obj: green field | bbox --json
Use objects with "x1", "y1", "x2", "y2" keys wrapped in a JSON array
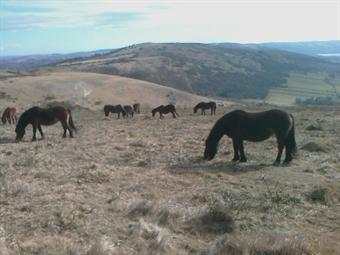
[{"x1": 265, "y1": 72, "x2": 340, "y2": 106}]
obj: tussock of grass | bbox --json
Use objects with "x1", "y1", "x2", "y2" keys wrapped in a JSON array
[
  {"x1": 205, "y1": 233, "x2": 313, "y2": 255},
  {"x1": 301, "y1": 142, "x2": 329, "y2": 153},
  {"x1": 305, "y1": 186, "x2": 328, "y2": 204},
  {"x1": 187, "y1": 206, "x2": 235, "y2": 235},
  {"x1": 128, "y1": 200, "x2": 153, "y2": 219}
]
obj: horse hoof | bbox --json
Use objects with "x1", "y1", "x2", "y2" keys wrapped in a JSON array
[
  {"x1": 240, "y1": 158, "x2": 247, "y2": 163},
  {"x1": 282, "y1": 161, "x2": 291, "y2": 166},
  {"x1": 232, "y1": 158, "x2": 239, "y2": 162},
  {"x1": 273, "y1": 161, "x2": 280, "y2": 166}
]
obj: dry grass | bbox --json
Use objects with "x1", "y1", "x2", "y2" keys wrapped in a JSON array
[{"x1": 0, "y1": 106, "x2": 339, "y2": 254}]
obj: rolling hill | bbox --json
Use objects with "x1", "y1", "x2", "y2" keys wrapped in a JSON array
[
  {"x1": 0, "y1": 71, "x2": 217, "y2": 111},
  {"x1": 50, "y1": 43, "x2": 340, "y2": 99}
]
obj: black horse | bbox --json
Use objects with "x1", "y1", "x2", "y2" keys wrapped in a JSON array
[
  {"x1": 194, "y1": 101, "x2": 216, "y2": 115},
  {"x1": 123, "y1": 105, "x2": 134, "y2": 118},
  {"x1": 204, "y1": 109, "x2": 297, "y2": 165},
  {"x1": 15, "y1": 106, "x2": 76, "y2": 141},
  {"x1": 152, "y1": 104, "x2": 178, "y2": 119},
  {"x1": 104, "y1": 104, "x2": 126, "y2": 119}
]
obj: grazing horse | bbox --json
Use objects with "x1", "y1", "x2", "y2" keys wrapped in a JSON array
[
  {"x1": 15, "y1": 106, "x2": 76, "y2": 141},
  {"x1": 123, "y1": 105, "x2": 134, "y2": 118},
  {"x1": 204, "y1": 109, "x2": 297, "y2": 165},
  {"x1": 152, "y1": 104, "x2": 179, "y2": 119},
  {"x1": 2, "y1": 107, "x2": 17, "y2": 124},
  {"x1": 133, "y1": 103, "x2": 141, "y2": 114},
  {"x1": 104, "y1": 104, "x2": 126, "y2": 119},
  {"x1": 193, "y1": 101, "x2": 216, "y2": 115}
]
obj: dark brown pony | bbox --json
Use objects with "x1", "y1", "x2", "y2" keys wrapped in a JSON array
[
  {"x1": 15, "y1": 106, "x2": 76, "y2": 141},
  {"x1": 152, "y1": 104, "x2": 178, "y2": 119},
  {"x1": 123, "y1": 105, "x2": 134, "y2": 118},
  {"x1": 204, "y1": 109, "x2": 297, "y2": 165},
  {"x1": 193, "y1": 101, "x2": 216, "y2": 115},
  {"x1": 133, "y1": 103, "x2": 141, "y2": 114},
  {"x1": 2, "y1": 107, "x2": 17, "y2": 124},
  {"x1": 104, "y1": 104, "x2": 126, "y2": 119}
]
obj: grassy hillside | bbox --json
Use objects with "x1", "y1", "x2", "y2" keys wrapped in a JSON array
[
  {"x1": 266, "y1": 72, "x2": 340, "y2": 106},
  {"x1": 51, "y1": 43, "x2": 340, "y2": 99},
  {"x1": 0, "y1": 71, "x2": 216, "y2": 111},
  {"x1": 1, "y1": 107, "x2": 339, "y2": 254}
]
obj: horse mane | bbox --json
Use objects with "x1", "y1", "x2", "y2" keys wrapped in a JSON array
[{"x1": 15, "y1": 107, "x2": 32, "y2": 132}]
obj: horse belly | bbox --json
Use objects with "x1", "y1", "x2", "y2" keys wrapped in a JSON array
[
  {"x1": 243, "y1": 128, "x2": 273, "y2": 142},
  {"x1": 40, "y1": 117, "x2": 59, "y2": 126}
]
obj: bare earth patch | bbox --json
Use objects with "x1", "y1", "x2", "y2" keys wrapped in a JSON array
[{"x1": 0, "y1": 106, "x2": 339, "y2": 254}]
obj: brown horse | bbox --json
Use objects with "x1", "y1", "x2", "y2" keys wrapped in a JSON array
[
  {"x1": 104, "y1": 104, "x2": 126, "y2": 119},
  {"x1": 193, "y1": 101, "x2": 216, "y2": 115},
  {"x1": 123, "y1": 105, "x2": 134, "y2": 118},
  {"x1": 133, "y1": 103, "x2": 141, "y2": 114},
  {"x1": 204, "y1": 109, "x2": 297, "y2": 165},
  {"x1": 2, "y1": 107, "x2": 17, "y2": 124},
  {"x1": 15, "y1": 106, "x2": 76, "y2": 141},
  {"x1": 152, "y1": 104, "x2": 178, "y2": 119}
]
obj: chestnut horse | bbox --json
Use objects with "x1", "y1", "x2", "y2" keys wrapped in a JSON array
[
  {"x1": 2, "y1": 107, "x2": 17, "y2": 124},
  {"x1": 204, "y1": 109, "x2": 297, "y2": 165},
  {"x1": 152, "y1": 104, "x2": 178, "y2": 119},
  {"x1": 193, "y1": 101, "x2": 216, "y2": 115},
  {"x1": 104, "y1": 104, "x2": 126, "y2": 119},
  {"x1": 15, "y1": 106, "x2": 76, "y2": 141},
  {"x1": 133, "y1": 103, "x2": 141, "y2": 114}
]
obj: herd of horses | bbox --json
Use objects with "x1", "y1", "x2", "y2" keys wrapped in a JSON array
[{"x1": 1, "y1": 100, "x2": 297, "y2": 165}]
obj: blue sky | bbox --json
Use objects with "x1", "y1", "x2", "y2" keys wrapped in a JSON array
[{"x1": 1, "y1": 0, "x2": 339, "y2": 56}]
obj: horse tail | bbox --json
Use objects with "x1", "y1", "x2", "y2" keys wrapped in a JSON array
[
  {"x1": 67, "y1": 109, "x2": 77, "y2": 131},
  {"x1": 286, "y1": 114, "x2": 297, "y2": 155}
]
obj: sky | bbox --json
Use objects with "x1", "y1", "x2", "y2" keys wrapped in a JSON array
[{"x1": 0, "y1": 0, "x2": 339, "y2": 56}]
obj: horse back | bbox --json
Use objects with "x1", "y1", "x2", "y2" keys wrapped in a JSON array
[
  {"x1": 227, "y1": 110, "x2": 293, "y2": 141},
  {"x1": 36, "y1": 106, "x2": 68, "y2": 126}
]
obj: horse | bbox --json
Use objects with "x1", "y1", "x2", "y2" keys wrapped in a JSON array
[
  {"x1": 193, "y1": 101, "x2": 216, "y2": 115},
  {"x1": 15, "y1": 106, "x2": 77, "y2": 141},
  {"x1": 133, "y1": 103, "x2": 141, "y2": 114},
  {"x1": 123, "y1": 105, "x2": 134, "y2": 118},
  {"x1": 104, "y1": 104, "x2": 126, "y2": 119},
  {"x1": 204, "y1": 109, "x2": 297, "y2": 165},
  {"x1": 1, "y1": 107, "x2": 17, "y2": 124},
  {"x1": 152, "y1": 104, "x2": 179, "y2": 119}
]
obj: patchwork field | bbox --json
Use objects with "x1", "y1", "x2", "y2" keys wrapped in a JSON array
[
  {"x1": 0, "y1": 106, "x2": 339, "y2": 254},
  {"x1": 266, "y1": 72, "x2": 340, "y2": 106}
]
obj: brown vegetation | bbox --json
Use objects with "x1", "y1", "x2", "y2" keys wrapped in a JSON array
[{"x1": 0, "y1": 106, "x2": 339, "y2": 254}]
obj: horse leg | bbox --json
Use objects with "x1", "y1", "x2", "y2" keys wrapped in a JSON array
[
  {"x1": 274, "y1": 138, "x2": 285, "y2": 165},
  {"x1": 8, "y1": 117, "x2": 11, "y2": 124},
  {"x1": 283, "y1": 139, "x2": 293, "y2": 164},
  {"x1": 32, "y1": 123, "x2": 37, "y2": 141},
  {"x1": 232, "y1": 139, "x2": 240, "y2": 161},
  {"x1": 60, "y1": 120, "x2": 68, "y2": 138},
  {"x1": 172, "y1": 111, "x2": 177, "y2": 118},
  {"x1": 68, "y1": 125, "x2": 73, "y2": 138},
  {"x1": 38, "y1": 125, "x2": 44, "y2": 140},
  {"x1": 238, "y1": 140, "x2": 247, "y2": 162}
]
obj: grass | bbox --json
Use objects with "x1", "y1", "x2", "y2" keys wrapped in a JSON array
[
  {"x1": 0, "y1": 107, "x2": 339, "y2": 254},
  {"x1": 266, "y1": 72, "x2": 340, "y2": 106}
]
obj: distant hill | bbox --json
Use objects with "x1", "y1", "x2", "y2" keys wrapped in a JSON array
[
  {"x1": 0, "y1": 49, "x2": 114, "y2": 69},
  {"x1": 259, "y1": 41, "x2": 340, "y2": 63},
  {"x1": 51, "y1": 43, "x2": 340, "y2": 99},
  {"x1": 0, "y1": 71, "x2": 216, "y2": 110}
]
